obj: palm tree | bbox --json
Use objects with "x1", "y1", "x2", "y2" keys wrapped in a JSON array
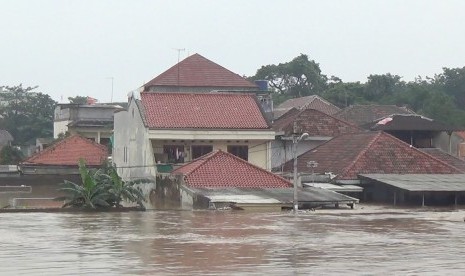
[
  {"x1": 58, "y1": 159, "x2": 146, "y2": 209},
  {"x1": 59, "y1": 159, "x2": 110, "y2": 209},
  {"x1": 104, "y1": 166, "x2": 146, "y2": 208}
]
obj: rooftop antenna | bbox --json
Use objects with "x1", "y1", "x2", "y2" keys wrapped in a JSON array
[
  {"x1": 173, "y1": 48, "x2": 185, "y2": 90},
  {"x1": 106, "y1": 77, "x2": 114, "y2": 102}
]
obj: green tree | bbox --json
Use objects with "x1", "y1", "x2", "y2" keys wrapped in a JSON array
[
  {"x1": 434, "y1": 67, "x2": 465, "y2": 110},
  {"x1": 322, "y1": 81, "x2": 366, "y2": 108},
  {"x1": 68, "y1": 96, "x2": 88, "y2": 104},
  {"x1": 0, "y1": 84, "x2": 57, "y2": 145},
  {"x1": 0, "y1": 146, "x2": 24, "y2": 165},
  {"x1": 363, "y1": 73, "x2": 404, "y2": 101},
  {"x1": 250, "y1": 54, "x2": 328, "y2": 98}
]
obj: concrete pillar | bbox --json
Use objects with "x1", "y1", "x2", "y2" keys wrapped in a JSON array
[
  {"x1": 422, "y1": 193, "x2": 425, "y2": 207},
  {"x1": 393, "y1": 191, "x2": 397, "y2": 206}
]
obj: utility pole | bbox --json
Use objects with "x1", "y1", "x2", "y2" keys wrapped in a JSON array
[{"x1": 292, "y1": 122, "x2": 309, "y2": 212}]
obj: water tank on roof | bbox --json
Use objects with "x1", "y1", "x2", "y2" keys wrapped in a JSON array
[{"x1": 255, "y1": 80, "x2": 268, "y2": 91}]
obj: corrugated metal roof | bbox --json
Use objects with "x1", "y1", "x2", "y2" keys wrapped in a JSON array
[
  {"x1": 303, "y1": 183, "x2": 363, "y2": 192},
  {"x1": 188, "y1": 187, "x2": 359, "y2": 205},
  {"x1": 359, "y1": 174, "x2": 465, "y2": 192}
]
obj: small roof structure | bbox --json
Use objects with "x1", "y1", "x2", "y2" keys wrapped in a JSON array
[
  {"x1": 140, "y1": 92, "x2": 270, "y2": 129},
  {"x1": 359, "y1": 174, "x2": 465, "y2": 192},
  {"x1": 274, "y1": 95, "x2": 340, "y2": 119},
  {"x1": 172, "y1": 150, "x2": 291, "y2": 188},
  {"x1": 303, "y1": 183, "x2": 363, "y2": 193},
  {"x1": 272, "y1": 108, "x2": 361, "y2": 137},
  {"x1": 143, "y1": 53, "x2": 258, "y2": 90},
  {"x1": 187, "y1": 187, "x2": 358, "y2": 207},
  {"x1": 334, "y1": 104, "x2": 415, "y2": 126},
  {"x1": 282, "y1": 131, "x2": 462, "y2": 180},
  {"x1": 362, "y1": 114, "x2": 458, "y2": 131},
  {"x1": 22, "y1": 135, "x2": 108, "y2": 166},
  {"x1": 419, "y1": 148, "x2": 465, "y2": 172}
]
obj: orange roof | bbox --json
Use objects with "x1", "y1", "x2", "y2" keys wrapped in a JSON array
[
  {"x1": 141, "y1": 92, "x2": 270, "y2": 129},
  {"x1": 283, "y1": 131, "x2": 462, "y2": 180},
  {"x1": 143, "y1": 53, "x2": 258, "y2": 89},
  {"x1": 172, "y1": 150, "x2": 292, "y2": 188},
  {"x1": 22, "y1": 135, "x2": 108, "y2": 166}
]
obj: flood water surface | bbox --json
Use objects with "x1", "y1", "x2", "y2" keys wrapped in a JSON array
[{"x1": 1, "y1": 207, "x2": 465, "y2": 275}]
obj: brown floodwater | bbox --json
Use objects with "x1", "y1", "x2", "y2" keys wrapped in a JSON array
[{"x1": 1, "y1": 206, "x2": 465, "y2": 275}]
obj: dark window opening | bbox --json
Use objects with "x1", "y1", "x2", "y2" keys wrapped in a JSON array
[
  {"x1": 163, "y1": 145, "x2": 185, "y2": 163},
  {"x1": 192, "y1": 145, "x2": 213, "y2": 159},
  {"x1": 227, "y1": 145, "x2": 248, "y2": 161}
]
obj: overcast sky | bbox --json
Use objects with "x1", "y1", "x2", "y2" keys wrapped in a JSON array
[{"x1": 2, "y1": 0, "x2": 465, "y2": 103}]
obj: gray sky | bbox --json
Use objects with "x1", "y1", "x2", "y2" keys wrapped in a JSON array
[{"x1": 2, "y1": 0, "x2": 465, "y2": 103}]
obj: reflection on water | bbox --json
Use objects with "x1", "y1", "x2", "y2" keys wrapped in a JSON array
[{"x1": 1, "y1": 207, "x2": 465, "y2": 275}]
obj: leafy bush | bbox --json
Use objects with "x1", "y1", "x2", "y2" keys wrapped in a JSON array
[{"x1": 58, "y1": 159, "x2": 145, "y2": 209}]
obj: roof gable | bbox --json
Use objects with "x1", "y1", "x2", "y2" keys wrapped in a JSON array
[
  {"x1": 334, "y1": 104, "x2": 416, "y2": 125},
  {"x1": 140, "y1": 92, "x2": 270, "y2": 129},
  {"x1": 284, "y1": 131, "x2": 461, "y2": 179},
  {"x1": 22, "y1": 135, "x2": 108, "y2": 166},
  {"x1": 173, "y1": 150, "x2": 292, "y2": 188},
  {"x1": 143, "y1": 54, "x2": 258, "y2": 89},
  {"x1": 275, "y1": 95, "x2": 340, "y2": 117},
  {"x1": 273, "y1": 109, "x2": 361, "y2": 137}
]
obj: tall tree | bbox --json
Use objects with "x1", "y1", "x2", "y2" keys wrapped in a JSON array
[
  {"x1": 434, "y1": 67, "x2": 465, "y2": 110},
  {"x1": 250, "y1": 54, "x2": 328, "y2": 98},
  {"x1": 0, "y1": 84, "x2": 57, "y2": 145},
  {"x1": 363, "y1": 73, "x2": 404, "y2": 101}
]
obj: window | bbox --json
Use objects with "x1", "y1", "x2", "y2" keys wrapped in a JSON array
[
  {"x1": 163, "y1": 145, "x2": 185, "y2": 163},
  {"x1": 191, "y1": 145, "x2": 213, "y2": 159},
  {"x1": 227, "y1": 145, "x2": 248, "y2": 161}
]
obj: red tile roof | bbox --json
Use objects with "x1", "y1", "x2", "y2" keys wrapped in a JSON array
[
  {"x1": 273, "y1": 108, "x2": 361, "y2": 137},
  {"x1": 143, "y1": 53, "x2": 258, "y2": 89},
  {"x1": 172, "y1": 150, "x2": 292, "y2": 188},
  {"x1": 419, "y1": 148, "x2": 465, "y2": 172},
  {"x1": 274, "y1": 95, "x2": 340, "y2": 119},
  {"x1": 334, "y1": 104, "x2": 415, "y2": 126},
  {"x1": 283, "y1": 131, "x2": 462, "y2": 180},
  {"x1": 22, "y1": 135, "x2": 108, "y2": 166},
  {"x1": 141, "y1": 92, "x2": 270, "y2": 129}
]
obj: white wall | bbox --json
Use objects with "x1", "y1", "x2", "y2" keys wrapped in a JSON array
[
  {"x1": 271, "y1": 139, "x2": 328, "y2": 170},
  {"x1": 113, "y1": 99, "x2": 156, "y2": 181}
]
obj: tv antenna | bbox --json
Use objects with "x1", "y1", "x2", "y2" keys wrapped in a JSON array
[{"x1": 173, "y1": 48, "x2": 185, "y2": 89}]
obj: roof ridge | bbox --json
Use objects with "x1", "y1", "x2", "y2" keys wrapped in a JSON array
[
  {"x1": 340, "y1": 131, "x2": 381, "y2": 177},
  {"x1": 184, "y1": 150, "x2": 292, "y2": 185},
  {"x1": 22, "y1": 134, "x2": 107, "y2": 164},
  {"x1": 143, "y1": 53, "x2": 256, "y2": 89},
  {"x1": 303, "y1": 108, "x2": 362, "y2": 129},
  {"x1": 174, "y1": 150, "x2": 220, "y2": 176},
  {"x1": 411, "y1": 146, "x2": 465, "y2": 173}
]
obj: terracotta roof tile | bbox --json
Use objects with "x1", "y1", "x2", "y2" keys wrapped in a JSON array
[
  {"x1": 334, "y1": 104, "x2": 415, "y2": 126},
  {"x1": 273, "y1": 109, "x2": 361, "y2": 137},
  {"x1": 419, "y1": 148, "x2": 465, "y2": 172},
  {"x1": 141, "y1": 92, "x2": 270, "y2": 129},
  {"x1": 22, "y1": 135, "x2": 108, "y2": 166},
  {"x1": 274, "y1": 95, "x2": 340, "y2": 119},
  {"x1": 144, "y1": 53, "x2": 258, "y2": 89},
  {"x1": 172, "y1": 150, "x2": 292, "y2": 188},
  {"x1": 283, "y1": 131, "x2": 461, "y2": 180}
]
